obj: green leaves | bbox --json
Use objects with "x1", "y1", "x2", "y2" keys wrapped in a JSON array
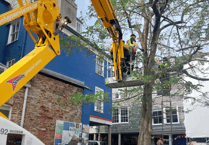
[{"x1": 67, "y1": 92, "x2": 110, "y2": 105}]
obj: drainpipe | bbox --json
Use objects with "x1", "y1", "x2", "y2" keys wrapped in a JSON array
[
  {"x1": 20, "y1": 78, "x2": 33, "y2": 127},
  {"x1": 20, "y1": 87, "x2": 29, "y2": 127}
]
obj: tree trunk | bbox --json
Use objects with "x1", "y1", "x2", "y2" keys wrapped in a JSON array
[{"x1": 138, "y1": 83, "x2": 153, "y2": 145}]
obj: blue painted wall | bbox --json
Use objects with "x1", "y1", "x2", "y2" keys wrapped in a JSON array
[
  {"x1": 0, "y1": 1, "x2": 10, "y2": 63},
  {"x1": 0, "y1": 17, "x2": 27, "y2": 66}
]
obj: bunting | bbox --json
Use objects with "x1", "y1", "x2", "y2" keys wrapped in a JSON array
[{"x1": 151, "y1": 135, "x2": 186, "y2": 142}]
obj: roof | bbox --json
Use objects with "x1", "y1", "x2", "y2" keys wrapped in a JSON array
[
  {"x1": 2, "y1": 0, "x2": 10, "y2": 5},
  {"x1": 40, "y1": 68, "x2": 91, "y2": 90}
]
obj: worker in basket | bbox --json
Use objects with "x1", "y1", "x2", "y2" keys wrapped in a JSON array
[
  {"x1": 158, "y1": 57, "x2": 171, "y2": 96},
  {"x1": 126, "y1": 34, "x2": 144, "y2": 74},
  {"x1": 109, "y1": 40, "x2": 133, "y2": 76},
  {"x1": 109, "y1": 41, "x2": 130, "y2": 76}
]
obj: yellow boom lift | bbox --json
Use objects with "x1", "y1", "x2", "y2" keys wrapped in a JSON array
[
  {"x1": 91, "y1": 0, "x2": 124, "y2": 82},
  {"x1": 0, "y1": 0, "x2": 124, "y2": 120}
]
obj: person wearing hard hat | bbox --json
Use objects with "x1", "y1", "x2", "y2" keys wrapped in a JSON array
[
  {"x1": 127, "y1": 34, "x2": 144, "y2": 74},
  {"x1": 158, "y1": 57, "x2": 171, "y2": 96}
]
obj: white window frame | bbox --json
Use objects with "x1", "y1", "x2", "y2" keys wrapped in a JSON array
[
  {"x1": 94, "y1": 86, "x2": 104, "y2": 113},
  {"x1": 164, "y1": 106, "x2": 179, "y2": 124},
  {"x1": 76, "y1": 21, "x2": 82, "y2": 33},
  {"x1": 6, "y1": 58, "x2": 15, "y2": 68},
  {"x1": 0, "y1": 65, "x2": 6, "y2": 74},
  {"x1": 152, "y1": 106, "x2": 179, "y2": 125},
  {"x1": 114, "y1": 92, "x2": 119, "y2": 99},
  {"x1": 95, "y1": 56, "x2": 104, "y2": 77},
  {"x1": 110, "y1": 66, "x2": 114, "y2": 77},
  {"x1": 118, "y1": 89, "x2": 126, "y2": 99},
  {"x1": 112, "y1": 107, "x2": 129, "y2": 124},
  {"x1": 0, "y1": 104, "x2": 12, "y2": 120},
  {"x1": 152, "y1": 110, "x2": 163, "y2": 125},
  {"x1": 107, "y1": 65, "x2": 114, "y2": 77},
  {"x1": 112, "y1": 108, "x2": 119, "y2": 123},
  {"x1": 7, "y1": 19, "x2": 20, "y2": 45}
]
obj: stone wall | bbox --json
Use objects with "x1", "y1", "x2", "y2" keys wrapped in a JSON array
[
  {"x1": 111, "y1": 101, "x2": 142, "y2": 134},
  {"x1": 7, "y1": 73, "x2": 83, "y2": 145},
  {"x1": 99, "y1": 89, "x2": 142, "y2": 134}
]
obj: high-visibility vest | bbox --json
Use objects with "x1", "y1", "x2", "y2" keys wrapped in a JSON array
[
  {"x1": 128, "y1": 37, "x2": 135, "y2": 47},
  {"x1": 128, "y1": 37, "x2": 135, "y2": 53}
]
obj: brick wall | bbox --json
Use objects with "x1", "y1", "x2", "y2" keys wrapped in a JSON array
[{"x1": 7, "y1": 73, "x2": 83, "y2": 145}]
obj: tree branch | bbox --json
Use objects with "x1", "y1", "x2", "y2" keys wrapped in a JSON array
[
  {"x1": 182, "y1": 70, "x2": 209, "y2": 81},
  {"x1": 113, "y1": 93, "x2": 142, "y2": 103},
  {"x1": 160, "y1": 16, "x2": 184, "y2": 31},
  {"x1": 177, "y1": 43, "x2": 209, "y2": 52},
  {"x1": 151, "y1": 0, "x2": 160, "y2": 16}
]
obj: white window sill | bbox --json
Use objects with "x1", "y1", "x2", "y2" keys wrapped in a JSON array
[
  {"x1": 152, "y1": 122, "x2": 180, "y2": 125},
  {"x1": 112, "y1": 122, "x2": 129, "y2": 124},
  {"x1": 95, "y1": 110, "x2": 104, "y2": 114},
  {"x1": 95, "y1": 73, "x2": 104, "y2": 77},
  {"x1": 6, "y1": 39, "x2": 18, "y2": 46},
  {"x1": 164, "y1": 122, "x2": 180, "y2": 125}
]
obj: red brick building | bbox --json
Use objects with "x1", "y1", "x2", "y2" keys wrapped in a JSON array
[{"x1": 2, "y1": 68, "x2": 90, "y2": 145}]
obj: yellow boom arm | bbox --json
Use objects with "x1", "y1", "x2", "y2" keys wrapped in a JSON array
[
  {"x1": 0, "y1": 0, "x2": 70, "y2": 119},
  {"x1": 91, "y1": 0, "x2": 124, "y2": 82}
]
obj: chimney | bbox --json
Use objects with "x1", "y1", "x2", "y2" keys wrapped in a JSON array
[{"x1": 57, "y1": 0, "x2": 77, "y2": 30}]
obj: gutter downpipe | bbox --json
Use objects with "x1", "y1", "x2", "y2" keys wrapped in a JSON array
[{"x1": 20, "y1": 87, "x2": 29, "y2": 127}]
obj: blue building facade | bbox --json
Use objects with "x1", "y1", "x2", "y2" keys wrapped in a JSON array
[
  {"x1": 0, "y1": 0, "x2": 10, "y2": 63},
  {"x1": 0, "y1": 0, "x2": 112, "y2": 127}
]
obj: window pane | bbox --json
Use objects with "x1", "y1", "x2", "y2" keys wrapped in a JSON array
[
  {"x1": 121, "y1": 108, "x2": 128, "y2": 123},
  {"x1": 124, "y1": 117, "x2": 128, "y2": 122},
  {"x1": 8, "y1": 62, "x2": 11, "y2": 67},
  {"x1": 16, "y1": 22, "x2": 20, "y2": 31},
  {"x1": 0, "y1": 109, "x2": 9, "y2": 118},
  {"x1": 172, "y1": 115, "x2": 178, "y2": 122},
  {"x1": 12, "y1": 59, "x2": 15, "y2": 64},
  {"x1": 121, "y1": 108, "x2": 127, "y2": 115},
  {"x1": 121, "y1": 117, "x2": 128, "y2": 123},
  {"x1": 0, "y1": 67, "x2": 4, "y2": 74},
  {"x1": 153, "y1": 111, "x2": 157, "y2": 116},
  {"x1": 153, "y1": 117, "x2": 158, "y2": 123},
  {"x1": 166, "y1": 115, "x2": 171, "y2": 123},
  {"x1": 96, "y1": 57, "x2": 103, "y2": 76},
  {"x1": 113, "y1": 109, "x2": 119, "y2": 123},
  {"x1": 12, "y1": 24, "x2": 15, "y2": 33},
  {"x1": 0, "y1": 106, "x2": 10, "y2": 118},
  {"x1": 159, "y1": 116, "x2": 162, "y2": 123},
  {"x1": 172, "y1": 110, "x2": 177, "y2": 114},
  {"x1": 11, "y1": 34, "x2": 15, "y2": 42},
  {"x1": 158, "y1": 111, "x2": 162, "y2": 116},
  {"x1": 15, "y1": 32, "x2": 19, "y2": 40}
]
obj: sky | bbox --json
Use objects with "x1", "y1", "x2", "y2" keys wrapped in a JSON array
[{"x1": 75, "y1": 0, "x2": 91, "y2": 19}]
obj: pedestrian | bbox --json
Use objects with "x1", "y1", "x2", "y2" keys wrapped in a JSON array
[
  {"x1": 157, "y1": 138, "x2": 163, "y2": 145},
  {"x1": 68, "y1": 136, "x2": 78, "y2": 145}
]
